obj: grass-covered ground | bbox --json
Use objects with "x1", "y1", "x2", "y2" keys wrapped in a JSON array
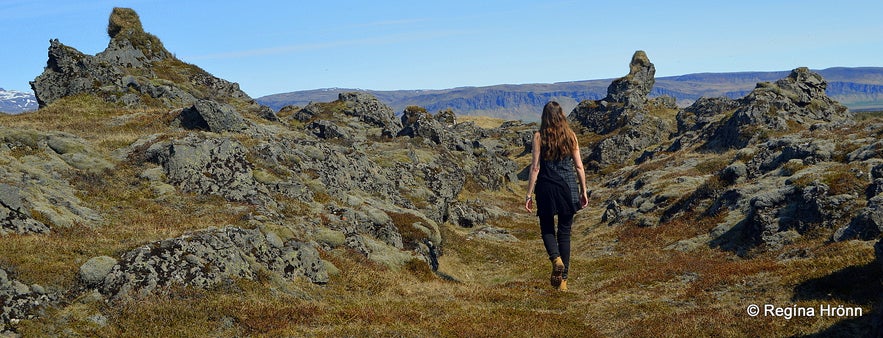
[
  {"x1": 1, "y1": 101, "x2": 880, "y2": 336},
  {"x1": 13, "y1": 185, "x2": 876, "y2": 336}
]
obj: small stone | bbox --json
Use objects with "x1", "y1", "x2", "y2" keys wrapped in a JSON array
[
  {"x1": 139, "y1": 166, "x2": 165, "y2": 181},
  {"x1": 76, "y1": 289, "x2": 106, "y2": 304},
  {"x1": 79, "y1": 256, "x2": 118, "y2": 286},
  {"x1": 87, "y1": 314, "x2": 109, "y2": 327},
  {"x1": 266, "y1": 231, "x2": 284, "y2": 249},
  {"x1": 29, "y1": 284, "x2": 45, "y2": 295},
  {"x1": 11, "y1": 281, "x2": 30, "y2": 295}
]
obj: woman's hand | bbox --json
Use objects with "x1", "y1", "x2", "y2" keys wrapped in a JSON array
[
  {"x1": 580, "y1": 191, "x2": 589, "y2": 209},
  {"x1": 524, "y1": 196, "x2": 533, "y2": 212}
]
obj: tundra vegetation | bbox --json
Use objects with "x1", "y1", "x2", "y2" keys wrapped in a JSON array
[{"x1": 1, "y1": 7, "x2": 882, "y2": 337}]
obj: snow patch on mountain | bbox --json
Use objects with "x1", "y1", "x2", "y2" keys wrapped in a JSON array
[{"x1": 0, "y1": 88, "x2": 39, "y2": 114}]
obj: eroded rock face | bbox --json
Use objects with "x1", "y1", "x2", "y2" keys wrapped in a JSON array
[
  {"x1": 743, "y1": 183, "x2": 828, "y2": 250},
  {"x1": 399, "y1": 106, "x2": 449, "y2": 144},
  {"x1": 30, "y1": 8, "x2": 258, "y2": 111},
  {"x1": 744, "y1": 136, "x2": 836, "y2": 177},
  {"x1": 95, "y1": 226, "x2": 327, "y2": 300}
]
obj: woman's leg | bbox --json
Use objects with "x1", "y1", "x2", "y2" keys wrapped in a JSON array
[
  {"x1": 557, "y1": 213, "x2": 574, "y2": 279},
  {"x1": 539, "y1": 213, "x2": 559, "y2": 260}
]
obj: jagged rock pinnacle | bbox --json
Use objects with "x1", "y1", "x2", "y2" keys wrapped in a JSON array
[
  {"x1": 606, "y1": 50, "x2": 656, "y2": 108},
  {"x1": 629, "y1": 50, "x2": 652, "y2": 74},
  {"x1": 103, "y1": 7, "x2": 169, "y2": 61},
  {"x1": 567, "y1": 50, "x2": 674, "y2": 166}
]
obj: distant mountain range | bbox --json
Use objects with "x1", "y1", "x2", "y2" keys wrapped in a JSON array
[
  {"x1": 0, "y1": 88, "x2": 38, "y2": 114},
  {"x1": 7, "y1": 67, "x2": 882, "y2": 118},
  {"x1": 257, "y1": 67, "x2": 883, "y2": 121}
]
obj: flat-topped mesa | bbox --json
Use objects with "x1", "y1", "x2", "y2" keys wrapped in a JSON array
[{"x1": 30, "y1": 7, "x2": 260, "y2": 112}]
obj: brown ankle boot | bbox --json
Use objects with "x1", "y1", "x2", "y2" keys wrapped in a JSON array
[
  {"x1": 558, "y1": 279, "x2": 568, "y2": 292},
  {"x1": 550, "y1": 257, "x2": 564, "y2": 287}
]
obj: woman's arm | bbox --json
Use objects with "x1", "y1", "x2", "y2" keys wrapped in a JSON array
[
  {"x1": 525, "y1": 131, "x2": 542, "y2": 212},
  {"x1": 571, "y1": 134, "x2": 589, "y2": 208}
]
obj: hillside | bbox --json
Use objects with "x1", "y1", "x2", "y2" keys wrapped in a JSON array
[
  {"x1": 258, "y1": 67, "x2": 883, "y2": 121},
  {"x1": 3, "y1": 8, "x2": 883, "y2": 337}
]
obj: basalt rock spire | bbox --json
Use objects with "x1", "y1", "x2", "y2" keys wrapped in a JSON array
[{"x1": 568, "y1": 51, "x2": 676, "y2": 166}]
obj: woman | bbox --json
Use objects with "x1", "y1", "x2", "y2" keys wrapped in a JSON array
[{"x1": 524, "y1": 101, "x2": 588, "y2": 292}]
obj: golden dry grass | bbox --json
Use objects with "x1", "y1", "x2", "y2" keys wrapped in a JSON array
[
  {"x1": 8, "y1": 175, "x2": 876, "y2": 336},
  {"x1": 459, "y1": 115, "x2": 506, "y2": 129}
]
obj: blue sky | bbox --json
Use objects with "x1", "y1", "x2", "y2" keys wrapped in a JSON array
[{"x1": 1, "y1": 0, "x2": 881, "y2": 97}]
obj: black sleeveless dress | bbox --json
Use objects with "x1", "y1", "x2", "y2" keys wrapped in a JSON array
[{"x1": 534, "y1": 156, "x2": 581, "y2": 217}]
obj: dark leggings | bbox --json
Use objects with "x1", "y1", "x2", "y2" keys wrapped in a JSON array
[{"x1": 539, "y1": 213, "x2": 573, "y2": 279}]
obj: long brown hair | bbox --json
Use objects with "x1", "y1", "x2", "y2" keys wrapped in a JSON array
[{"x1": 539, "y1": 101, "x2": 578, "y2": 160}]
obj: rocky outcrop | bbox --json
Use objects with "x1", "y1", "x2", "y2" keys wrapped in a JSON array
[
  {"x1": 140, "y1": 134, "x2": 270, "y2": 205},
  {"x1": 446, "y1": 200, "x2": 489, "y2": 228},
  {"x1": 834, "y1": 163, "x2": 883, "y2": 241},
  {"x1": 568, "y1": 51, "x2": 676, "y2": 166},
  {"x1": 91, "y1": 226, "x2": 327, "y2": 300},
  {"x1": 292, "y1": 92, "x2": 401, "y2": 138},
  {"x1": 705, "y1": 67, "x2": 851, "y2": 150},
  {"x1": 338, "y1": 92, "x2": 402, "y2": 137},
  {"x1": 0, "y1": 183, "x2": 49, "y2": 235},
  {"x1": 669, "y1": 97, "x2": 740, "y2": 150},
  {"x1": 398, "y1": 106, "x2": 450, "y2": 144},
  {"x1": 0, "y1": 128, "x2": 106, "y2": 234},
  {"x1": 676, "y1": 97, "x2": 740, "y2": 134},
  {"x1": 834, "y1": 195, "x2": 883, "y2": 241},
  {"x1": 589, "y1": 65, "x2": 876, "y2": 254},
  {"x1": 743, "y1": 136, "x2": 836, "y2": 178},
  {"x1": 742, "y1": 181, "x2": 852, "y2": 250},
  {"x1": 605, "y1": 51, "x2": 656, "y2": 109},
  {"x1": 30, "y1": 8, "x2": 263, "y2": 113},
  {"x1": 171, "y1": 100, "x2": 251, "y2": 133},
  {"x1": 1, "y1": 267, "x2": 58, "y2": 332}
]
